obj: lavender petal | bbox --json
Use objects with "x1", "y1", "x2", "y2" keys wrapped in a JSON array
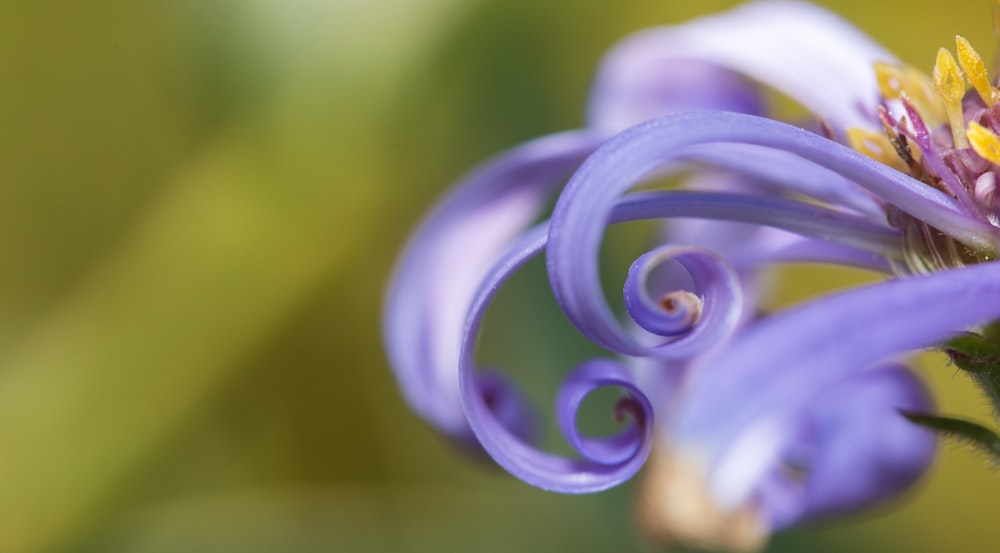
[
  {"x1": 622, "y1": 246, "x2": 744, "y2": 359},
  {"x1": 384, "y1": 130, "x2": 602, "y2": 439},
  {"x1": 752, "y1": 236, "x2": 894, "y2": 274},
  {"x1": 548, "y1": 111, "x2": 998, "y2": 357},
  {"x1": 557, "y1": 188, "x2": 902, "y2": 356},
  {"x1": 756, "y1": 364, "x2": 934, "y2": 530},
  {"x1": 588, "y1": 56, "x2": 765, "y2": 133},
  {"x1": 555, "y1": 359, "x2": 651, "y2": 466},
  {"x1": 450, "y1": 188, "x2": 906, "y2": 491},
  {"x1": 667, "y1": 214, "x2": 894, "y2": 274},
  {"x1": 458, "y1": 224, "x2": 654, "y2": 492},
  {"x1": 669, "y1": 260, "x2": 1000, "y2": 508},
  {"x1": 682, "y1": 145, "x2": 883, "y2": 220},
  {"x1": 589, "y1": 0, "x2": 895, "y2": 135}
]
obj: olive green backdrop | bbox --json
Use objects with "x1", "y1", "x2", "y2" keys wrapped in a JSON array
[{"x1": 1, "y1": 0, "x2": 997, "y2": 551}]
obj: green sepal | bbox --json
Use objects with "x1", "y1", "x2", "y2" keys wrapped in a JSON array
[
  {"x1": 942, "y1": 332, "x2": 1000, "y2": 422},
  {"x1": 902, "y1": 411, "x2": 1000, "y2": 462},
  {"x1": 944, "y1": 332, "x2": 1000, "y2": 368}
]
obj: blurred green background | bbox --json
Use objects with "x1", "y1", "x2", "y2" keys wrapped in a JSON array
[{"x1": 1, "y1": 0, "x2": 998, "y2": 551}]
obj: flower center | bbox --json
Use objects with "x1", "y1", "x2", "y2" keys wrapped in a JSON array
[{"x1": 848, "y1": 35, "x2": 1000, "y2": 274}]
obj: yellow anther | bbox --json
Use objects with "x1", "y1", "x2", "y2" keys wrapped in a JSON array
[
  {"x1": 968, "y1": 121, "x2": 1000, "y2": 164},
  {"x1": 956, "y1": 35, "x2": 997, "y2": 106},
  {"x1": 874, "y1": 62, "x2": 944, "y2": 124},
  {"x1": 847, "y1": 127, "x2": 908, "y2": 172},
  {"x1": 875, "y1": 62, "x2": 906, "y2": 99},
  {"x1": 934, "y1": 48, "x2": 965, "y2": 102},
  {"x1": 933, "y1": 48, "x2": 970, "y2": 147}
]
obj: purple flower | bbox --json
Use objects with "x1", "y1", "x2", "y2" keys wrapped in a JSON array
[{"x1": 384, "y1": 1, "x2": 1000, "y2": 550}]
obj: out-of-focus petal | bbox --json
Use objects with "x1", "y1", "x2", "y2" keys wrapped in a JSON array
[
  {"x1": 383, "y1": 130, "x2": 603, "y2": 440},
  {"x1": 589, "y1": 57, "x2": 766, "y2": 133},
  {"x1": 754, "y1": 364, "x2": 934, "y2": 530},
  {"x1": 589, "y1": 0, "x2": 895, "y2": 134},
  {"x1": 670, "y1": 260, "x2": 1000, "y2": 509},
  {"x1": 637, "y1": 364, "x2": 933, "y2": 550}
]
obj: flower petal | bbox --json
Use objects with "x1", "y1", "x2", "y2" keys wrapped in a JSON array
[
  {"x1": 557, "y1": 195, "x2": 899, "y2": 358},
  {"x1": 548, "y1": 111, "x2": 997, "y2": 357},
  {"x1": 755, "y1": 364, "x2": 935, "y2": 530},
  {"x1": 452, "y1": 190, "x2": 903, "y2": 492},
  {"x1": 589, "y1": 1, "x2": 895, "y2": 134},
  {"x1": 457, "y1": 224, "x2": 655, "y2": 492},
  {"x1": 751, "y1": 236, "x2": 894, "y2": 273},
  {"x1": 622, "y1": 246, "x2": 743, "y2": 343},
  {"x1": 589, "y1": 57, "x2": 766, "y2": 133},
  {"x1": 669, "y1": 260, "x2": 1000, "y2": 508},
  {"x1": 613, "y1": 190, "x2": 898, "y2": 356},
  {"x1": 682, "y1": 145, "x2": 883, "y2": 220},
  {"x1": 667, "y1": 215, "x2": 893, "y2": 274},
  {"x1": 383, "y1": 130, "x2": 603, "y2": 439}
]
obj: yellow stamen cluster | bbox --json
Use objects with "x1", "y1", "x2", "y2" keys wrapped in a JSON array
[
  {"x1": 935, "y1": 36, "x2": 1000, "y2": 148},
  {"x1": 854, "y1": 36, "x2": 1000, "y2": 168}
]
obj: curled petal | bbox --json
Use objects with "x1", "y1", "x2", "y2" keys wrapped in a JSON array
[
  {"x1": 458, "y1": 225, "x2": 654, "y2": 493},
  {"x1": 558, "y1": 187, "x2": 902, "y2": 356},
  {"x1": 384, "y1": 131, "x2": 602, "y2": 439},
  {"x1": 549, "y1": 111, "x2": 998, "y2": 356},
  {"x1": 453, "y1": 190, "x2": 902, "y2": 491},
  {"x1": 624, "y1": 249, "x2": 701, "y2": 336},
  {"x1": 474, "y1": 371, "x2": 539, "y2": 451},
  {"x1": 556, "y1": 359, "x2": 651, "y2": 466},
  {"x1": 622, "y1": 246, "x2": 743, "y2": 360},
  {"x1": 668, "y1": 260, "x2": 1000, "y2": 508},
  {"x1": 755, "y1": 364, "x2": 935, "y2": 530},
  {"x1": 589, "y1": 0, "x2": 895, "y2": 134}
]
